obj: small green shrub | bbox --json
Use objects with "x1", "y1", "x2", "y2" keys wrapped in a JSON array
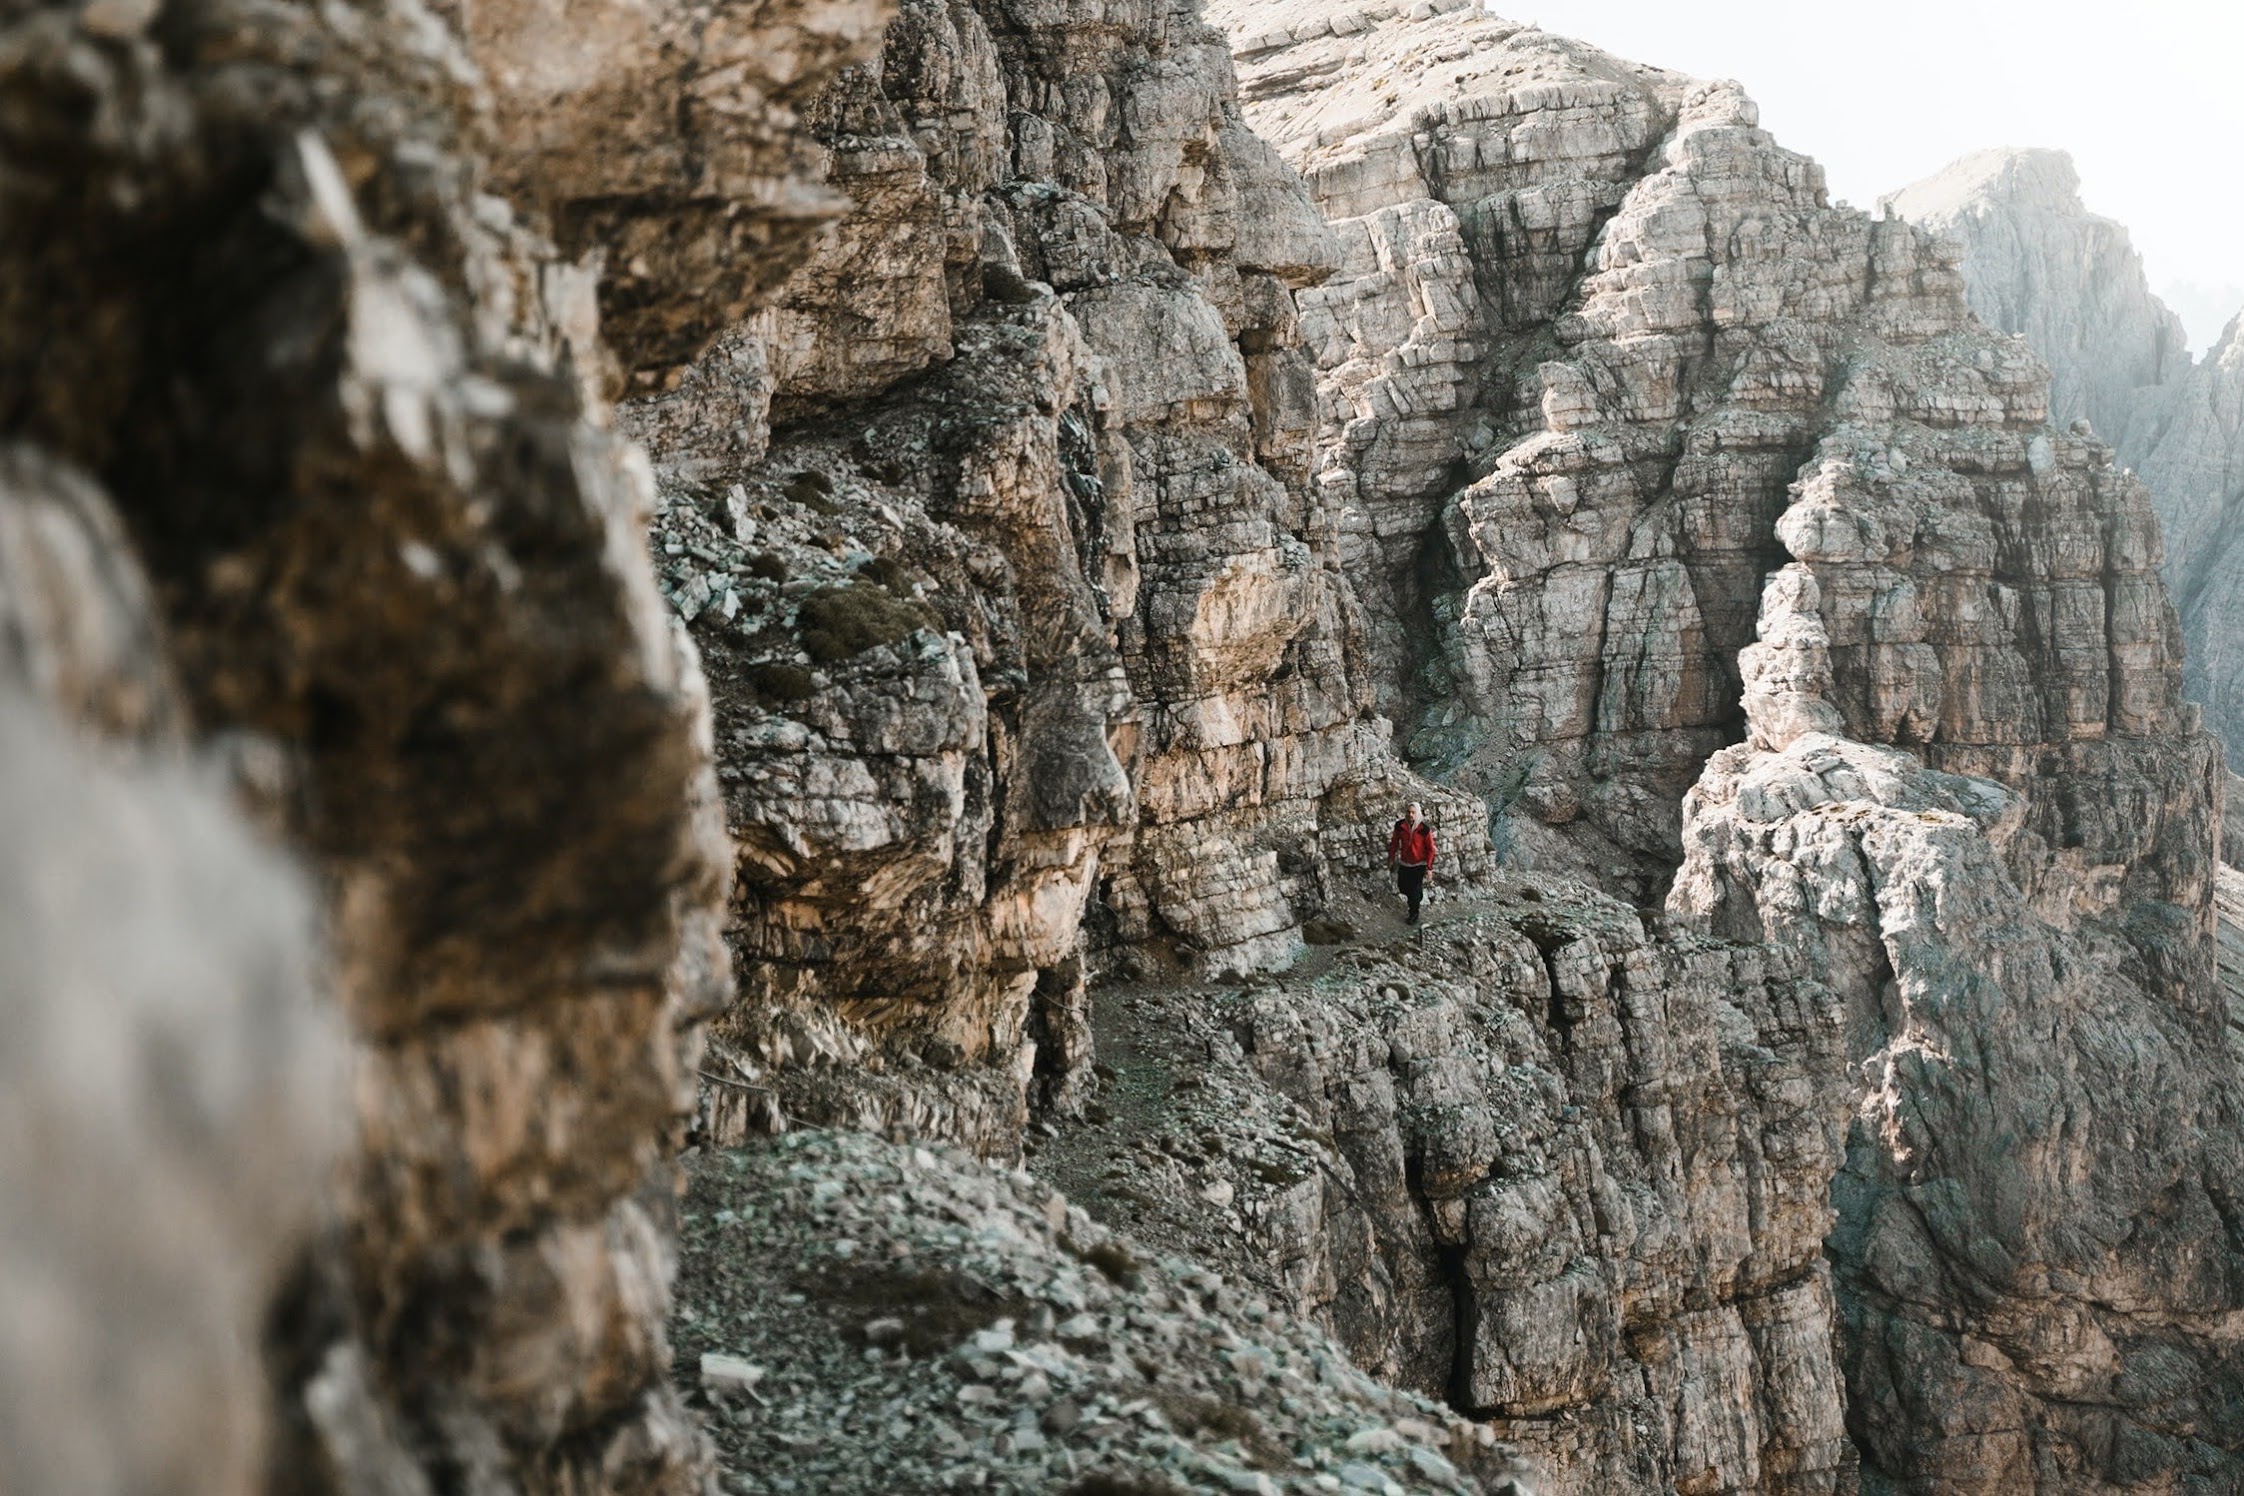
[
  {"x1": 797, "y1": 583, "x2": 937, "y2": 664},
  {"x1": 745, "y1": 662, "x2": 814, "y2": 704},
  {"x1": 856, "y1": 554, "x2": 909, "y2": 594}
]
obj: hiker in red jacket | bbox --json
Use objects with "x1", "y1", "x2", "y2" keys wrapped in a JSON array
[{"x1": 1387, "y1": 801, "x2": 1435, "y2": 925}]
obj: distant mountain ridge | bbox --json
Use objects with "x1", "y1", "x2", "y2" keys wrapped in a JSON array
[{"x1": 1885, "y1": 146, "x2": 2244, "y2": 759}]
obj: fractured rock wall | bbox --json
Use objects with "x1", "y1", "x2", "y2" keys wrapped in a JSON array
[
  {"x1": 1879, "y1": 149, "x2": 2189, "y2": 455},
  {"x1": 1213, "y1": 4, "x2": 2242, "y2": 1491},
  {"x1": 1884, "y1": 147, "x2": 2244, "y2": 765},
  {"x1": 1217, "y1": 3, "x2": 2218, "y2": 912},
  {"x1": 0, "y1": 0, "x2": 893, "y2": 1488},
  {"x1": 2137, "y1": 323, "x2": 2244, "y2": 760},
  {"x1": 625, "y1": 0, "x2": 1493, "y2": 1144},
  {"x1": 1040, "y1": 890, "x2": 1856, "y2": 1495}
]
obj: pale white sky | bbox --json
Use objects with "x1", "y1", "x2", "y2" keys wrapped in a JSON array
[{"x1": 1539, "y1": 0, "x2": 2244, "y2": 351}]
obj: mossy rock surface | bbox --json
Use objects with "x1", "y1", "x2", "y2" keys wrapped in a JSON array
[{"x1": 797, "y1": 582, "x2": 938, "y2": 664}]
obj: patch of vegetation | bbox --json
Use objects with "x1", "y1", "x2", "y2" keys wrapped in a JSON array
[
  {"x1": 743, "y1": 551, "x2": 787, "y2": 582},
  {"x1": 783, "y1": 470, "x2": 838, "y2": 514},
  {"x1": 856, "y1": 554, "x2": 911, "y2": 594},
  {"x1": 797, "y1": 583, "x2": 938, "y2": 664},
  {"x1": 746, "y1": 662, "x2": 815, "y2": 704}
]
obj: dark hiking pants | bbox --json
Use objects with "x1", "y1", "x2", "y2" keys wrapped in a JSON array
[{"x1": 1396, "y1": 862, "x2": 1427, "y2": 922}]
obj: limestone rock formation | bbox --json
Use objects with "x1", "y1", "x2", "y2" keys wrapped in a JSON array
[
  {"x1": 9, "y1": 1, "x2": 2244, "y2": 1494},
  {"x1": 1207, "y1": 5, "x2": 2239, "y2": 1490},
  {"x1": 1671, "y1": 653, "x2": 2239, "y2": 1490},
  {"x1": 0, "y1": 0, "x2": 836, "y2": 1487},
  {"x1": 626, "y1": 0, "x2": 1490, "y2": 1144},
  {"x1": 2127, "y1": 326, "x2": 2244, "y2": 759},
  {"x1": 1037, "y1": 887, "x2": 1854, "y2": 1496},
  {"x1": 1883, "y1": 147, "x2": 2244, "y2": 760},
  {"x1": 1215, "y1": 5, "x2": 2221, "y2": 911},
  {"x1": 1879, "y1": 149, "x2": 2189, "y2": 454},
  {"x1": 0, "y1": 681, "x2": 343, "y2": 1496}
]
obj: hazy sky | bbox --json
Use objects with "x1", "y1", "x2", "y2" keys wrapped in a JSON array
[{"x1": 1540, "y1": 1, "x2": 2244, "y2": 351}]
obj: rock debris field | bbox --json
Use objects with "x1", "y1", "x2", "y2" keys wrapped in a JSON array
[{"x1": 675, "y1": 1131, "x2": 1527, "y2": 1494}]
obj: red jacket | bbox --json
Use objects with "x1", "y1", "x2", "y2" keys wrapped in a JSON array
[{"x1": 1388, "y1": 818, "x2": 1435, "y2": 868}]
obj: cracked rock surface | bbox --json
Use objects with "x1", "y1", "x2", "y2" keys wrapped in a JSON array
[
  {"x1": 1885, "y1": 145, "x2": 2244, "y2": 767},
  {"x1": 1035, "y1": 875, "x2": 1854, "y2": 1496},
  {"x1": 629, "y1": 0, "x2": 1486, "y2": 1141}
]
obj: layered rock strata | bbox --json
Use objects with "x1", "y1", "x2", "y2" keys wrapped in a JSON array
[
  {"x1": 1879, "y1": 149, "x2": 2189, "y2": 454},
  {"x1": 1884, "y1": 148, "x2": 2244, "y2": 760},
  {"x1": 1216, "y1": 3, "x2": 2220, "y2": 911},
  {"x1": 1670, "y1": 619, "x2": 2238, "y2": 1490},
  {"x1": 1207, "y1": 5, "x2": 2241, "y2": 1491},
  {"x1": 1037, "y1": 888, "x2": 1855, "y2": 1496},
  {"x1": 2121, "y1": 325, "x2": 2244, "y2": 760},
  {"x1": 0, "y1": 0, "x2": 876, "y2": 1487},
  {"x1": 626, "y1": 0, "x2": 1492, "y2": 1143}
]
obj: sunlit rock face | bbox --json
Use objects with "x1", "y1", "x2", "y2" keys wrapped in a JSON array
[
  {"x1": 5, "y1": 1, "x2": 2241, "y2": 1494},
  {"x1": 625, "y1": 0, "x2": 1488, "y2": 1142},
  {"x1": 1215, "y1": 3, "x2": 2218, "y2": 910},
  {"x1": 1210, "y1": 4, "x2": 2238, "y2": 1492}
]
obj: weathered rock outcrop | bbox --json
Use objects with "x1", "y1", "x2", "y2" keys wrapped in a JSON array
[
  {"x1": 1884, "y1": 148, "x2": 2244, "y2": 761},
  {"x1": 11, "y1": 1, "x2": 2244, "y2": 1495},
  {"x1": 1038, "y1": 887, "x2": 1855, "y2": 1496},
  {"x1": 1215, "y1": 5, "x2": 2221, "y2": 911},
  {"x1": 1206, "y1": 6, "x2": 2241, "y2": 1492},
  {"x1": 626, "y1": 0, "x2": 1493, "y2": 1144},
  {"x1": 2126, "y1": 325, "x2": 2244, "y2": 760},
  {"x1": 0, "y1": 0, "x2": 862, "y2": 1487},
  {"x1": 1669, "y1": 589, "x2": 2237, "y2": 1490},
  {"x1": 1879, "y1": 149, "x2": 2189, "y2": 454}
]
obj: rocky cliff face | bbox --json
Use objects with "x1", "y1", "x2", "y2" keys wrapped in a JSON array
[
  {"x1": 1205, "y1": 4, "x2": 2240, "y2": 1491},
  {"x1": 1878, "y1": 149, "x2": 2189, "y2": 454},
  {"x1": 1884, "y1": 147, "x2": 2244, "y2": 762},
  {"x1": 1215, "y1": 5, "x2": 2219, "y2": 912},
  {"x1": 8, "y1": 2, "x2": 2244, "y2": 1496},
  {"x1": 1036, "y1": 887, "x2": 1856, "y2": 1496},
  {"x1": 0, "y1": 0, "x2": 853, "y2": 1489},
  {"x1": 2128, "y1": 325, "x2": 2244, "y2": 762},
  {"x1": 620, "y1": 0, "x2": 1492, "y2": 1148}
]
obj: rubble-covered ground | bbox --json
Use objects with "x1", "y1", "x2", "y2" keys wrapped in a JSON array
[{"x1": 673, "y1": 1131, "x2": 1530, "y2": 1495}]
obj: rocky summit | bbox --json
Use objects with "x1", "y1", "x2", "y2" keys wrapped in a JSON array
[
  {"x1": 2, "y1": 2, "x2": 2240, "y2": 1496},
  {"x1": 1885, "y1": 145, "x2": 2244, "y2": 767}
]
